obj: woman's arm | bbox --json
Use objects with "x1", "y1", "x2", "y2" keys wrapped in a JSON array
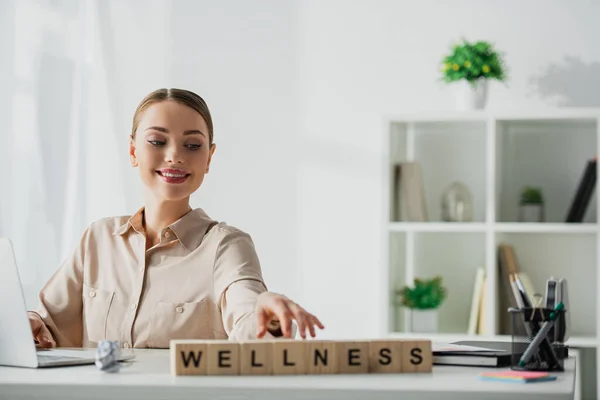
[
  {"x1": 213, "y1": 228, "x2": 322, "y2": 340},
  {"x1": 30, "y1": 227, "x2": 89, "y2": 347}
]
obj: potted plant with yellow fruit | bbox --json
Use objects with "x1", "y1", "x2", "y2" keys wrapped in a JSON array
[
  {"x1": 441, "y1": 39, "x2": 507, "y2": 110},
  {"x1": 397, "y1": 276, "x2": 447, "y2": 333}
]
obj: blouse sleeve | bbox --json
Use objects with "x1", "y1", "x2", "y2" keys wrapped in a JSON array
[
  {"x1": 31, "y1": 227, "x2": 89, "y2": 347},
  {"x1": 213, "y1": 228, "x2": 283, "y2": 340}
]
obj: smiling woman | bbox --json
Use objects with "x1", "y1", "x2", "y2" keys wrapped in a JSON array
[{"x1": 26, "y1": 88, "x2": 324, "y2": 349}]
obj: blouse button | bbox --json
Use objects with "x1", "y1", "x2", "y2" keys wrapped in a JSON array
[
  {"x1": 175, "y1": 306, "x2": 184, "y2": 313},
  {"x1": 123, "y1": 342, "x2": 131, "y2": 349},
  {"x1": 164, "y1": 231, "x2": 171, "y2": 239},
  {"x1": 89, "y1": 291, "x2": 96, "y2": 298}
]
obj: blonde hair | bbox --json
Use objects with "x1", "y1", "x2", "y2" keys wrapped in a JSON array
[{"x1": 131, "y1": 88, "x2": 214, "y2": 144}]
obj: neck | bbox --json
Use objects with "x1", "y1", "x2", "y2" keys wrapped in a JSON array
[{"x1": 143, "y1": 196, "x2": 191, "y2": 245}]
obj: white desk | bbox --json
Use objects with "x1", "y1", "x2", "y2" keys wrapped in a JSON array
[{"x1": 0, "y1": 349, "x2": 576, "y2": 400}]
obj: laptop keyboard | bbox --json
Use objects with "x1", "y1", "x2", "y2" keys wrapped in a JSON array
[{"x1": 37, "y1": 353, "x2": 93, "y2": 365}]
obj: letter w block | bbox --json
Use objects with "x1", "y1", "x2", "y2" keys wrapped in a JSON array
[{"x1": 170, "y1": 340, "x2": 208, "y2": 376}]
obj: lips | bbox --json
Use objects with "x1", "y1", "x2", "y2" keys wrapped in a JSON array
[{"x1": 156, "y1": 169, "x2": 190, "y2": 184}]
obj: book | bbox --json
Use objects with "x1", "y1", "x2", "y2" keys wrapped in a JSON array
[
  {"x1": 566, "y1": 158, "x2": 597, "y2": 223},
  {"x1": 498, "y1": 244, "x2": 525, "y2": 335},
  {"x1": 477, "y1": 275, "x2": 487, "y2": 334},
  {"x1": 433, "y1": 341, "x2": 516, "y2": 368},
  {"x1": 467, "y1": 267, "x2": 486, "y2": 335}
]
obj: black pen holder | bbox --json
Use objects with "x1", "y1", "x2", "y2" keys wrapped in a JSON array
[{"x1": 509, "y1": 307, "x2": 566, "y2": 372}]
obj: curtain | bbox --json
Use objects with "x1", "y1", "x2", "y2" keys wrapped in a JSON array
[{"x1": 0, "y1": 0, "x2": 170, "y2": 308}]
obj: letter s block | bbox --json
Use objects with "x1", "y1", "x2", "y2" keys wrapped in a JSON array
[
  {"x1": 368, "y1": 340, "x2": 403, "y2": 373},
  {"x1": 401, "y1": 340, "x2": 432, "y2": 373}
]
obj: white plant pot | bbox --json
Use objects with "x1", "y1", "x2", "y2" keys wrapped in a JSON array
[
  {"x1": 452, "y1": 78, "x2": 488, "y2": 111},
  {"x1": 410, "y1": 309, "x2": 438, "y2": 333},
  {"x1": 519, "y1": 204, "x2": 545, "y2": 222}
]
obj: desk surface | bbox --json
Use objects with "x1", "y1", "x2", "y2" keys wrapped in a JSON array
[{"x1": 0, "y1": 349, "x2": 576, "y2": 400}]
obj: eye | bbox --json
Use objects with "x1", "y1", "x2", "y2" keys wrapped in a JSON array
[
  {"x1": 186, "y1": 144, "x2": 202, "y2": 151},
  {"x1": 148, "y1": 140, "x2": 166, "y2": 146}
]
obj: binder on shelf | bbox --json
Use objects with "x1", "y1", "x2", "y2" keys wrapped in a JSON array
[
  {"x1": 497, "y1": 244, "x2": 525, "y2": 335},
  {"x1": 393, "y1": 162, "x2": 428, "y2": 222},
  {"x1": 565, "y1": 158, "x2": 597, "y2": 223}
]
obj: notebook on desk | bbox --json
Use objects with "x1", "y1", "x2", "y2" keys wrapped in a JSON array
[{"x1": 433, "y1": 341, "x2": 518, "y2": 368}]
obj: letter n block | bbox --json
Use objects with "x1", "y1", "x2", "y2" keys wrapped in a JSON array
[
  {"x1": 272, "y1": 339, "x2": 306, "y2": 375},
  {"x1": 306, "y1": 340, "x2": 338, "y2": 374},
  {"x1": 170, "y1": 340, "x2": 208, "y2": 376},
  {"x1": 401, "y1": 340, "x2": 432, "y2": 373},
  {"x1": 368, "y1": 340, "x2": 403, "y2": 373},
  {"x1": 336, "y1": 340, "x2": 369, "y2": 374},
  {"x1": 240, "y1": 340, "x2": 273, "y2": 375},
  {"x1": 206, "y1": 340, "x2": 240, "y2": 375}
]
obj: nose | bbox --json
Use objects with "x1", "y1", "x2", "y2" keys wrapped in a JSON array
[{"x1": 165, "y1": 144, "x2": 184, "y2": 164}]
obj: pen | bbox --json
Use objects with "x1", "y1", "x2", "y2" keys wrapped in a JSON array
[{"x1": 518, "y1": 302, "x2": 564, "y2": 368}]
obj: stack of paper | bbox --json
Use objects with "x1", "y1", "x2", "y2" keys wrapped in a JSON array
[{"x1": 479, "y1": 370, "x2": 557, "y2": 383}]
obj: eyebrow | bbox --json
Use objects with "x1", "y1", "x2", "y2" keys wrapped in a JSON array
[{"x1": 145, "y1": 126, "x2": 206, "y2": 137}]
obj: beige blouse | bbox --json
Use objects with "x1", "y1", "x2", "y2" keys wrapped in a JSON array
[{"x1": 31, "y1": 207, "x2": 279, "y2": 348}]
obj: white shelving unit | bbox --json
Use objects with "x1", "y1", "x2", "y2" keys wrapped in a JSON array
[{"x1": 381, "y1": 109, "x2": 600, "y2": 397}]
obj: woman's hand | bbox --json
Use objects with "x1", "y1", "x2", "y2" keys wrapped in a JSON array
[
  {"x1": 27, "y1": 312, "x2": 56, "y2": 348},
  {"x1": 255, "y1": 292, "x2": 324, "y2": 339}
]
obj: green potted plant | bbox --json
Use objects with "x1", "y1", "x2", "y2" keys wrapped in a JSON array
[
  {"x1": 519, "y1": 186, "x2": 545, "y2": 222},
  {"x1": 396, "y1": 276, "x2": 447, "y2": 333},
  {"x1": 440, "y1": 39, "x2": 507, "y2": 110}
]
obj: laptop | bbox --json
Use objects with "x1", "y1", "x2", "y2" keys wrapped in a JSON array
[{"x1": 0, "y1": 237, "x2": 134, "y2": 368}]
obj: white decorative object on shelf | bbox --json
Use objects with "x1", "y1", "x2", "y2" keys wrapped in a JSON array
[
  {"x1": 441, "y1": 181, "x2": 474, "y2": 221},
  {"x1": 452, "y1": 79, "x2": 488, "y2": 111},
  {"x1": 411, "y1": 309, "x2": 438, "y2": 333}
]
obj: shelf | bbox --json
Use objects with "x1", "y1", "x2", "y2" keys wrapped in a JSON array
[
  {"x1": 386, "y1": 332, "x2": 598, "y2": 348},
  {"x1": 388, "y1": 222, "x2": 487, "y2": 233},
  {"x1": 495, "y1": 223, "x2": 598, "y2": 233},
  {"x1": 388, "y1": 222, "x2": 598, "y2": 234},
  {"x1": 385, "y1": 108, "x2": 600, "y2": 123}
]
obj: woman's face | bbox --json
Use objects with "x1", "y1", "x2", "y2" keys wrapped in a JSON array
[{"x1": 130, "y1": 100, "x2": 215, "y2": 203}]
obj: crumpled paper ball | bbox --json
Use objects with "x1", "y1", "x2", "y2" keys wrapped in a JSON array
[{"x1": 95, "y1": 340, "x2": 122, "y2": 373}]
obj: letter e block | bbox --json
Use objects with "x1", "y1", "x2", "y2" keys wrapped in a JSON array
[
  {"x1": 207, "y1": 340, "x2": 240, "y2": 375},
  {"x1": 336, "y1": 340, "x2": 369, "y2": 374}
]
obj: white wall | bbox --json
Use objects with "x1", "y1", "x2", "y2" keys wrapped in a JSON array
[
  {"x1": 3, "y1": 0, "x2": 600, "y2": 342},
  {"x1": 293, "y1": 0, "x2": 600, "y2": 339}
]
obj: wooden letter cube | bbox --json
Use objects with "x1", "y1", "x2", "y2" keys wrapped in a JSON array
[
  {"x1": 170, "y1": 340, "x2": 208, "y2": 376},
  {"x1": 240, "y1": 340, "x2": 273, "y2": 375},
  {"x1": 206, "y1": 340, "x2": 240, "y2": 375},
  {"x1": 401, "y1": 340, "x2": 432, "y2": 373},
  {"x1": 336, "y1": 340, "x2": 369, "y2": 374},
  {"x1": 368, "y1": 340, "x2": 403, "y2": 373},
  {"x1": 305, "y1": 340, "x2": 338, "y2": 374},
  {"x1": 272, "y1": 339, "x2": 306, "y2": 375}
]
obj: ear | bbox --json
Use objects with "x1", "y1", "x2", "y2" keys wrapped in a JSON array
[
  {"x1": 129, "y1": 135, "x2": 138, "y2": 167},
  {"x1": 206, "y1": 143, "x2": 216, "y2": 173}
]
